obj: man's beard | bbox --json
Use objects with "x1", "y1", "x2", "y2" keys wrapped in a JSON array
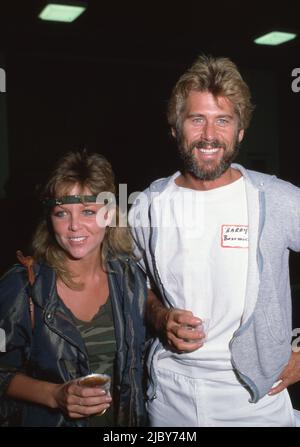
[{"x1": 177, "y1": 136, "x2": 240, "y2": 181}]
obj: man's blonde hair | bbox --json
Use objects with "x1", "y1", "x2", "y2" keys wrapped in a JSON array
[{"x1": 167, "y1": 55, "x2": 254, "y2": 132}]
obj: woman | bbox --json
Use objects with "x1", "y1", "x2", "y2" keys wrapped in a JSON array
[{"x1": 0, "y1": 151, "x2": 147, "y2": 427}]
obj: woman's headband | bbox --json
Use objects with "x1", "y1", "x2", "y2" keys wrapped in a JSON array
[{"x1": 42, "y1": 195, "x2": 98, "y2": 207}]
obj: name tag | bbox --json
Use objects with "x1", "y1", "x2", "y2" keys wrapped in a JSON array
[{"x1": 221, "y1": 225, "x2": 248, "y2": 248}]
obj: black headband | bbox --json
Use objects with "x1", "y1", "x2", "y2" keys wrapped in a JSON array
[{"x1": 43, "y1": 195, "x2": 98, "y2": 207}]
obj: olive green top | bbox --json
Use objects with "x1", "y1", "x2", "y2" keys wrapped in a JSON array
[{"x1": 72, "y1": 297, "x2": 117, "y2": 427}]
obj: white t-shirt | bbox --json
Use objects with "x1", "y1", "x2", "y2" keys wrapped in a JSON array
[{"x1": 154, "y1": 173, "x2": 249, "y2": 374}]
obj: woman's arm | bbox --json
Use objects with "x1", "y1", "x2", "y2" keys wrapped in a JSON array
[
  {"x1": 6, "y1": 373, "x2": 58, "y2": 408},
  {"x1": 6, "y1": 373, "x2": 112, "y2": 419}
]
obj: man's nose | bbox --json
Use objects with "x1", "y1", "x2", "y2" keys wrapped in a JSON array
[{"x1": 202, "y1": 121, "x2": 216, "y2": 141}]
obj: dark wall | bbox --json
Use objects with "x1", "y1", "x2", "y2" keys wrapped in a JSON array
[
  {"x1": 0, "y1": 53, "x2": 176, "y2": 271},
  {"x1": 0, "y1": 51, "x2": 285, "y2": 272},
  {"x1": 1, "y1": 49, "x2": 299, "y2": 294}
]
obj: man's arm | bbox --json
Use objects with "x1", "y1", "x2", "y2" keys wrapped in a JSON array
[{"x1": 146, "y1": 289, "x2": 206, "y2": 352}]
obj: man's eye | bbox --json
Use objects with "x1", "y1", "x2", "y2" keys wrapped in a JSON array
[
  {"x1": 192, "y1": 117, "x2": 203, "y2": 124},
  {"x1": 217, "y1": 118, "x2": 229, "y2": 125}
]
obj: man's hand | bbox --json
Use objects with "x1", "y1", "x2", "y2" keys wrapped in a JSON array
[
  {"x1": 146, "y1": 289, "x2": 206, "y2": 353},
  {"x1": 268, "y1": 351, "x2": 300, "y2": 396},
  {"x1": 164, "y1": 308, "x2": 206, "y2": 353}
]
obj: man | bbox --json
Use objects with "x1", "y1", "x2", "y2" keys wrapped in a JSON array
[{"x1": 129, "y1": 55, "x2": 300, "y2": 426}]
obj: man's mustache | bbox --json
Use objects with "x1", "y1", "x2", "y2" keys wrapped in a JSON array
[{"x1": 191, "y1": 139, "x2": 226, "y2": 150}]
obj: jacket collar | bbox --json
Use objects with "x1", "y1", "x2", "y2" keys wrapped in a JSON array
[
  {"x1": 31, "y1": 263, "x2": 56, "y2": 309},
  {"x1": 231, "y1": 163, "x2": 276, "y2": 191},
  {"x1": 31, "y1": 263, "x2": 88, "y2": 357}
]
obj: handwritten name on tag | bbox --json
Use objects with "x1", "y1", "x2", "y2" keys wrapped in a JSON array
[{"x1": 221, "y1": 225, "x2": 248, "y2": 248}]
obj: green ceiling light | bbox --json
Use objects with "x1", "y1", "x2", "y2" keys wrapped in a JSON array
[
  {"x1": 39, "y1": 3, "x2": 87, "y2": 23},
  {"x1": 254, "y1": 31, "x2": 297, "y2": 46}
]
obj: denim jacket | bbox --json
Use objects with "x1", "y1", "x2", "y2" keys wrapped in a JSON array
[{"x1": 0, "y1": 257, "x2": 147, "y2": 426}]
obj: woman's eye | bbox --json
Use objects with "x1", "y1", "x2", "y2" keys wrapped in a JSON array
[
  {"x1": 53, "y1": 210, "x2": 67, "y2": 218},
  {"x1": 82, "y1": 209, "x2": 96, "y2": 216}
]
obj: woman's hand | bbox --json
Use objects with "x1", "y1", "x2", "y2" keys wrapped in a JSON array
[{"x1": 52, "y1": 379, "x2": 112, "y2": 419}]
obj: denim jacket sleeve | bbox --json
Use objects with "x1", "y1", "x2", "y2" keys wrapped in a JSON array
[{"x1": 0, "y1": 266, "x2": 33, "y2": 425}]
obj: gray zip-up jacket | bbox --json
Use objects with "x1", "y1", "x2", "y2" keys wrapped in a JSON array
[{"x1": 129, "y1": 163, "x2": 300, "y2": 403}]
